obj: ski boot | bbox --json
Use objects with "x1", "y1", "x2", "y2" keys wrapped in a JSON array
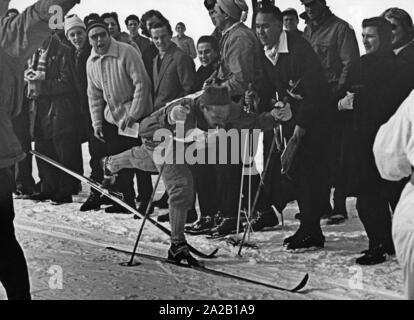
[
  {"x1": 285, "y1": 232, "x2": 325, "y2": 252},
  {"x1": 168, "y1": 242, "x2": 204, "y2": 267},
  {"x1": 250, "y1": 209, "x2": 279, "y2": 232},
  {"x1": 209, "y1": 218, "x2": 244, "y2": 238},
  {"x1": 356, "y1": 244, "x2": 393, "y2": 266},
  {"x1": 185, "y1": 216, "x2": 215, "y2": 235}
]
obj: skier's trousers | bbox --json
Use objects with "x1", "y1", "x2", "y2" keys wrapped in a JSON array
[{"x1": 0, "y1": 168, "x2": 31, "y2": 300}]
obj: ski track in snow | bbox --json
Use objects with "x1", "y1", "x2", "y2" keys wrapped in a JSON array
[{"x1": 0, "y1": 146, "x2": 405, "y2": 300}]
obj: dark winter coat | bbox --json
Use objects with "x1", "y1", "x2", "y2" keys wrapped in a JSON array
[
  {"x1": 397, "y1": 39, "x2": 414, "y2": 66},
  {"x1": 68, "y1": 43, "x2": 92, "y2": 141},
  {"x1": 194, "y1": 63, "x2": 217, "y2": 92},
  {"x1": 152, "y1": 42, "x2": 196, "y2": 110},
  {"x1": 139, "y1": 98, "x2": 280, "y2": 151},
  {"x1": 260, "y1": 31, "x2": 331, "y2": 200},
  {"x1": 32, "y1": 35, "x2": 79, "y2": 140},
  {"x1": 337, "y1": 51, "x2": 411, "y2": 196},
  {"x1": 260, "y1": 32, "x2": 331, "y2": 132},
  {"x1": 142, "y1": 43, "x2": 158, "y2": 81}
]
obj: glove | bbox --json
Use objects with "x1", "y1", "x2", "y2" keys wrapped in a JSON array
[
  {"x1": 244, "y1": 83, "x2": 260, "y2": 113},
  {"x1": 169, "y1": 104, "x2": 191, "y2": 124},
  {"x1": 338, "y1": 92, "x2": 355, "y2": 111},
  {"x1": 271, "y1": 102, "x2": 293, "y2": 123}
]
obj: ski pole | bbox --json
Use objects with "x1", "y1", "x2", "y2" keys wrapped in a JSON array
[
  {"x1": 238, "y1": 128, "x2": 278, "y2": 256},
  {"x1": 125, "y1": 162, "x2": 166, "y2": 267},
  {"x1": 236, "y1": 131, "x2": 249, "y2": 239},
  {"x1": 125, "y1": 136, "x2": 175, "y2": 267}
]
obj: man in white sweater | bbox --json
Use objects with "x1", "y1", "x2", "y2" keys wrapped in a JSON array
[
  {"x1": 86, "y1": 19, "x2": 153, "y2": 213},
  {"x1": 374, "y1": 90, "x2": 414, "y2": 300}
]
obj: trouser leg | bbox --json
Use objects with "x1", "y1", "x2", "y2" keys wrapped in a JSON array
[
  {"x1": 190, "y1": 163, "x2": 218, "y2": 217},
  {"x1": 103, "y1": 121, "x2": 139, "y2": 206},
  {"x1": 34, "y1": 138, "x2": 59, "y2": 195},
  {"x1": 160, "y1": 163, "x2": 194, "y2": 244},
  {"x1": 0, "y1": 168, "x2": 31, "y2": 300},
  {"x1": 357, "y1": 194, "x2": 393, "y2": 250},
  {"x1": 215, "y1": 163, "x2": 243, "y2": 219},
  {"x1": 297, "y1": 132, "x2": 329, "y2": 236},
  {"x1": 54, "y1": 134, "x2": 82, "y2": 196},
  {"x1": 13, "y1": 107, "x2": 35, "y2": 189},
  {"x1": 88, "y1": 132, "x2": 106, "y2": 185}
]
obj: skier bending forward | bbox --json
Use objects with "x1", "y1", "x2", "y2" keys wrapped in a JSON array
[{"x1": 102, "y1": 85, "x2": 293, "y2": 265}]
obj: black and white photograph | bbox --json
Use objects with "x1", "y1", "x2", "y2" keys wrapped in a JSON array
[{"x1": 1, "y1": 0, "x2": 414, "y2": 306}]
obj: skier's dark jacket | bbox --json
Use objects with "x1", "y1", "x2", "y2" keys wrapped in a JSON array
[{"x1": 138, "y1": 93, "x2": 280, "y2": 151}]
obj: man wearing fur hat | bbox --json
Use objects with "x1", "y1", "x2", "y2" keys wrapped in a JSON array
[{"x1": 101, "y1": 85, "x2": 292, "y2": 264}]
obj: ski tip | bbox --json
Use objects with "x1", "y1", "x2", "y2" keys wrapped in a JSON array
[{"x1": 291, "y1": 273, "x2": 309, "y2": 293}]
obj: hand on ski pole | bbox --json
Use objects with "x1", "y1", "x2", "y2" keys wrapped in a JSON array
[
  {"x1": 244, "y1": 83, "x2": 260, "y2": 113},
  {"x1": 169, "y1": 101, "x2": 191, "y2": 124},
  {"x1": 270, "y1": 100, "x2": 293, "y2": 123}
]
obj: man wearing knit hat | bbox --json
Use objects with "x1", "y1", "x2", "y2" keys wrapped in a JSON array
[
  {"x1": 206, "y1": 0, "x2": 265, "y2": 235},
  {"x1": 86, "y1": 18, "x2": 152, "y2": 214},
  {"x1": 65, "y1": 14, "x2": 86, "y2": 49},
  {"x1": 100, "y1": 85, "x2": 292, "y2": 265},
  {"x1": 211, "y1": 0, "x2": 263, "y2": 99}
]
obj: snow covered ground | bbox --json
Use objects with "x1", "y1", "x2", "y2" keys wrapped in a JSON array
[{"x1": 0, "y1": 145, "x2": 405, "y2": 300}]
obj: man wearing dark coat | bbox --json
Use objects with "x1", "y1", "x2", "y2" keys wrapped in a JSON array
[
  {"x1": 253, "y1": 4, "x2": 331, "y2": 250},
  {"x1": 29, "y1": 33, "x2": 82, "y2": 204},
  {"x1": 300, "y1": 0, "x2": 360, "y2": 225},
  {"x1": 150, "y1": 19, "x2": 197, "y2": 223}
]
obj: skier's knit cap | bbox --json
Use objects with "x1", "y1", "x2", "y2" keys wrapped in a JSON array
[
  {"x1": 199, "y1": 85, "x2": 232, "y2": 106},
  {"x1": 86, "y1": 18, "x2": 109, "y2": 36},
  {"x1": 64, "y1": 14, "x2": 86, "y2": 37}
]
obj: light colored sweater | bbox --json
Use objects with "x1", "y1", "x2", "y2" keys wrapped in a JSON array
[
  {"x1": 87, "y1": 39, "x2": 153, "y2": 130},
  {"x1": 172, "y1": 35, "x2": 197, "y2": 59}
]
